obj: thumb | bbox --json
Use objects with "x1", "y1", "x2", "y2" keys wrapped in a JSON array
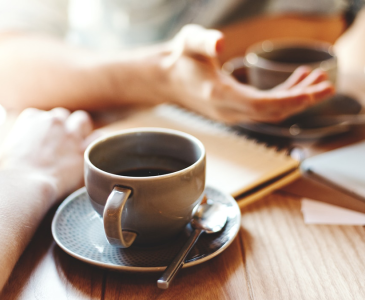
[{"x1": 175, "y1": 24, "x2": 224, "y2": 57}]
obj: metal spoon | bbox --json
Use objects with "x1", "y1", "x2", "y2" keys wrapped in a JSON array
[
  {"x1": 284, "y1": 114, "x2": 365, "y2": 138},
  {"x1": 157, "y1": 201, "x2": 227, "y2": 289}
]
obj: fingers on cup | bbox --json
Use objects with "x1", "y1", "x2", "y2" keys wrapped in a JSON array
[
  {"x1": 282, "y1": 80, "x2": 334, "y2": 113},
  {"x1": 248, "y1": 89, "x2": 315, "y2": 123},
  {"x1": 274, "y1": 66, "x2": 312, "y2": 90},
  {"x1": 295, "y1": 68, "x2": 329, "y2": 88},
  {"x1": 303, "y1": 81, "x2": 335, "y2": 104},
  {"x1": 262, "y1": 74, "x2": 334, "y2": 122}
]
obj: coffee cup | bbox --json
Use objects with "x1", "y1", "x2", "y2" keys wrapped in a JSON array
[
  {"x1": 84, "y1": 128, "x2": 206, "y2": 248},
  {"x1": 222, "y1": 39, "x2": 337, "y2": 90}
]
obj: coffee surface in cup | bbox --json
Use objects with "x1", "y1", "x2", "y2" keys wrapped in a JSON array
[
  {"x1": 116, "y1": 167, "x2": 176, "y2": 177},
  {"x1": 260, "y1": 47, "x2": 333, "y2": 64}
]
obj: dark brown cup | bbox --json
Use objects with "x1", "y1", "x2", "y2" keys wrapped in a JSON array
[{"x1": 222, "y1": 39, "x2": 337, "y2": 90}]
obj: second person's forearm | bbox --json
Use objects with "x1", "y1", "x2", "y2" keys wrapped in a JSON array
[{"x1": 0, "y1": 33, "x2": 167, "y2": 111}]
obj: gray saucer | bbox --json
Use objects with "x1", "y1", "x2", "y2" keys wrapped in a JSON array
[
  {"x1": 52, "y1": 186, "x2": 241, "y2": 272},
  {"x1": 238, "y1": 94, "x2": 363, "y2": 139}
]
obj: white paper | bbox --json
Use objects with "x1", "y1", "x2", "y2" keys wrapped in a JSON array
[
  {"x1": 301, "y1": 198, "x2": 365, "y2": 225},
  {"x1": 301, "y1": 140, "x2": 365, "y2": 199}
]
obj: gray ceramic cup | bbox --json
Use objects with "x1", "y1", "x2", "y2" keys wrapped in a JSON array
[
  {"x1": 84, "y1": 128, "x2": 206, "y2": 248},
  {"x1": 222, "y1": 39, "x2": 337, "y2": 90}
]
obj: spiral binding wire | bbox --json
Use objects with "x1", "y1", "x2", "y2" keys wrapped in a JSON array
[{"x1": 156, "y1": 104, "x2": 294, "y2": 161}]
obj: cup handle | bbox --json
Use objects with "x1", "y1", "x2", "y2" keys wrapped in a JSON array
[{"x1": 103, "y1": 186, "x2": 137, "y2": 248}]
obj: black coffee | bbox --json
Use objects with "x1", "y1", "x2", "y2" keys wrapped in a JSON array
[
  {"x1": 260, "y1": 47, "x2": 333, "y2": 64},
  {"x1": 117, "y1": 167, "x2": 176, "y2": 177}
]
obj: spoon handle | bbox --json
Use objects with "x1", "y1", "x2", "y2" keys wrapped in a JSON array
[{"x1": 157, "y1": 228, "x2": 203, "y2": 289}]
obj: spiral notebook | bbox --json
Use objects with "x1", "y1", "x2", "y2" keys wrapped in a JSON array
[{"x1": 104, "y1": 105, "x2": 301, "y2": 207}]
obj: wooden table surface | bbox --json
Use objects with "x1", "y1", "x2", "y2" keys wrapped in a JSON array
[
  {"x1": 0, "y1": 110, "x2": 364, "y2": 300},
  {"x1": 2, "y1": 14, "x2": 365, "y2": 300},
  {"x1": 2, "y1": 175, "x2": 365, "y2": 299}
]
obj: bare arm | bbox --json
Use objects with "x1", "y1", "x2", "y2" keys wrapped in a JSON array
[
  {"x1": 0, "y1": 108, "x2": 93, "y2": 291},
  {"x1": 0, "y1": 26, "x2": 334, "y2": 123},
  {"x1": 0, "y1": 33, "x2": 167, "y2": 111}
]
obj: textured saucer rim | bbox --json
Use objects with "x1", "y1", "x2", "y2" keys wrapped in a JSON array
[{"x1": 52, "y1": 186, "x2": 241, "y2": 272}]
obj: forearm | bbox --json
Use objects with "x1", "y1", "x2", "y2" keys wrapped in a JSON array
[
  {"x1": 0, "y1": 169, "x2": 55, "y2": 291},
  {"x1": 0, "y1": 34, "x2": 167, "y2": 111}
]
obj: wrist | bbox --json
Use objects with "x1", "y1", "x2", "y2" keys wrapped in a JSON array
[{"x1": 99, "y1": 44, "x2": 171, "y2": 107}]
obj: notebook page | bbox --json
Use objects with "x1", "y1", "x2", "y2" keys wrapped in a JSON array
[
  {"x1": 104, "y1": 105, "x2": 299, "y2": 197},
  {"x1": 301, "y1": 140, "x2": 365, "y2": 199}
]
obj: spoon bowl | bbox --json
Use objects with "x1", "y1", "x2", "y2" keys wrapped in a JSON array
[
  {"x1": 192, "y1": 203, "x2": 228, "y2": 233},
  {"x1": 157, "y1": 201, "x2": 228, "y2": 289}
]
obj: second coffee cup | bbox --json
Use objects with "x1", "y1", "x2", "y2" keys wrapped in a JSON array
[
  {"x1": 84, "y1": 128, "x2": 206, "y2": 248},
  {"x1": 222, "y1": 39, "x2": 337, "y2": 90}
]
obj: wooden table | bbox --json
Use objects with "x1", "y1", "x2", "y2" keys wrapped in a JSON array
[{"x1": 0, "y1": 110, "x2": 364, "y2": 300}]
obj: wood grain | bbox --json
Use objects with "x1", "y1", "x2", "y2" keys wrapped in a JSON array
[
  {"x1": 1, "y1": 207, "x2": 249, "y2": 300},
  {"x1": 241, "y1": 192, "x2": 365, "y2": 300},
  {"x1": 102, "y1": 237, "x2": 250, "y2": 300},
  {"x1": 4, "y1": 190, "x2": 365, "y2": 300}
]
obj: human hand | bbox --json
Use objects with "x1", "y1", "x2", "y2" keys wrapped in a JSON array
[
  {"x1": 162, "y1": 25, "x2": 335, "y2": 124},
  {"x1": 0, "y1": 108, "x2": 93, "y2": 203}
]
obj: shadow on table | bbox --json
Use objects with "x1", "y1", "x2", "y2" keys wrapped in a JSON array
[{"x1": 53, "y1": 234, "x2": 244, "y2": 299}]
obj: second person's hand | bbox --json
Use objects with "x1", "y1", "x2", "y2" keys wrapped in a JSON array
[{"x1": 161, "y1": 24, "x2": 335, "y2": 124}]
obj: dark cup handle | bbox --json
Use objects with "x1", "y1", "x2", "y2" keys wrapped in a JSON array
[{"x1": 103, "y1": 186, "x2": 137, "y2": 248}]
